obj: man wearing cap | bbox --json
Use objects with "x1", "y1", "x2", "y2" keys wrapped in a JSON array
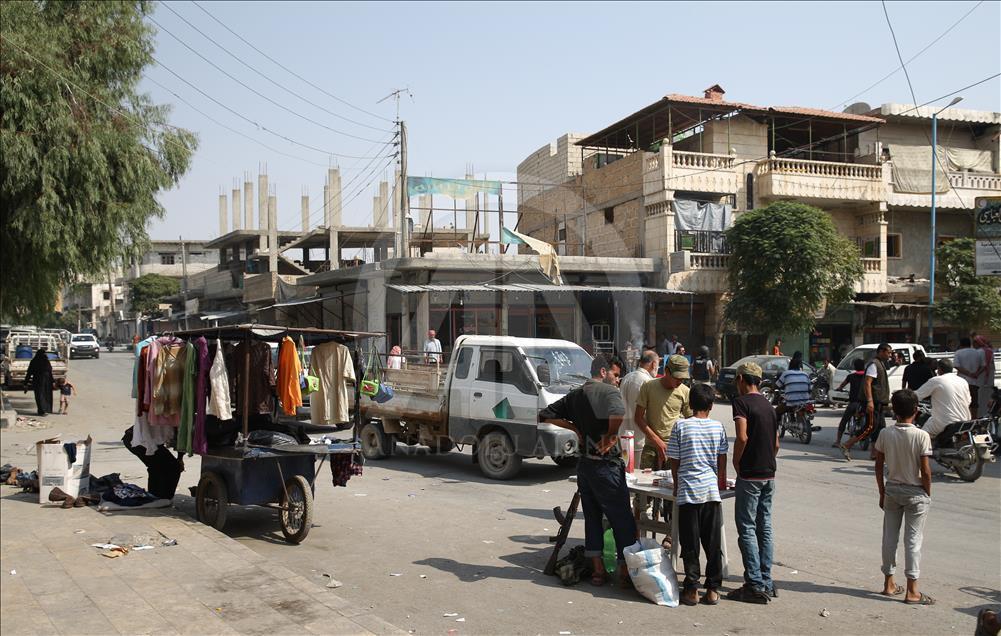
[
  {"x1": 634, "y1": 354, "x2": 693, "y2": 469},
  {"x1": 727, "y1": 361, "x2": 779, "y2": 604}
]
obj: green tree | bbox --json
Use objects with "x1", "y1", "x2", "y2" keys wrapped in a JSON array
[
  {"x1": 128, "y1": 273, "x2": 179, "y2": 316},
  {"x1": 936, "y1": 237, "x2": 1001, "y2": 331},
  {"x1": 1, "y1": 1, "x2": 196, "y2": 320},
  {"x1": 724, "y1": 201, "x2": 864, "y2": 339}
]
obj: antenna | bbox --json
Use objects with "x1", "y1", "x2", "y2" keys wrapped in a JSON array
[{"x1": 377, "y1": 87, "x2": 413, "y2": 122}]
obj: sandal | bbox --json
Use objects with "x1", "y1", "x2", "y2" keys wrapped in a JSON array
[
  {"x1": 904, "y1": 593, "x2": 935, "y2": 605},
  {"x1": 589, "y1": 572, "x2": 608, "y2": 587},
  {"x1": 879, "y1": 584, "x2": 905, "y2": 597},
  {"x1": 701, "y1": 589, "x2": 720, "y2": 605}
]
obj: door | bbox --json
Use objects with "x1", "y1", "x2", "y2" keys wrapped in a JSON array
[{"x1": 459, "y1": 346, "x2": 540, "y2": 454}]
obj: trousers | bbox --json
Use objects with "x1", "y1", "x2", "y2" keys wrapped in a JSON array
[
  {"x1": 577, "y1": 458, "x2": 638, "y2": 565},
  {"x1": 678, "y1": 501, "x2": 723, "y2": 590},
  {"x1": 121, "y1": 427, "x2": 183, "y2": 500},
  {"x1": 734, "y1": 478, "x2": 775, "y2": 593},
  {"x1": 881, "y1": 482, "x2": 930, "y2": 580}
]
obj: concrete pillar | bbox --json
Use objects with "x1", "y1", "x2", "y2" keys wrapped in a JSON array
[
  {"x1": 418, "y1": 194, "x2": 431, "y2": 231},
  {"x1": 230, "y1": 187, "x2": 241, "y2": 231},
  {"x1": 367, "y1": 281, "x2": 387, "y2": 352},
  {"x1": 243, "y1": 178, "x2": 253, "y2": 230},
  {"x1": 499, "y1": 300, "x2": 509, "y2": 336},
  {"x1": 218, "y1": 194, "x2": 228, "y2": 236},
  {"x1": 327, "y1": 168, "x2": 341, "y2": 227},
  {"x1": 268, "y1": 193, "x2": 278, "y2": 275},
  {"x1": 401, "y1": 294, "x2": 411, "y2": 349},
  {"x1": 258, "y1": 173, "x2": 268, "y2": 251},
  {"x1": 416, "y1": 292, "x2": 430, "y2": 347},
  {"x1": 465, "y1": 172, "x2": 476, "y2": 231},
  {"x1": 373, "y1": 188, "x2": 386, "y2": 227},
  {"x1": 380, "y1": 181, "x2": 390, "y2": 227},
  {"x1": 328, "y1": 229, "x2": 339, "y2": 271},
  {"x1": 301, "y1": 194, "x2": 310, "y2": 232},
  {"x1": 323, "y1": 184, "x2": 331, "y2": 228}
]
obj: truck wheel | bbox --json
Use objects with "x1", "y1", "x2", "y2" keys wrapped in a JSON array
[
  {"x1": 426, "y1": 438, "x2": 454, "y2": 454},
  {"x1": 551, "y1": 456, "x2": 577, "y2": 469},
  {"x1": 477, "y1": 431, "x2": 522, "y2": 480},
  {"x1": 360, "y1": 421, "x2": 395, "y2": 460}
]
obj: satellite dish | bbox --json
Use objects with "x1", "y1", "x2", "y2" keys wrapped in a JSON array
[{"x1": 844, "y1": 102, "x2": 873, "y2": 115}]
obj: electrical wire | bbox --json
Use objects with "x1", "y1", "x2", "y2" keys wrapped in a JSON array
[
  {"x1": 149, "y1": 15, "x2": 387, "y2": 143},
  {"x1": 160, "y1": 3, "x2": 392, "y2": 134},
  {"x1": 153, "y1": 59, "x2": 397, "y2": 159},
  {"x1": 190, "y1": 0, "x2": 394, "y2": 124}
]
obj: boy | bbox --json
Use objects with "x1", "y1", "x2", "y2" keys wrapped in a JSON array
[
  {"x1": 834, "y1": 358, "x2": 866, "y2": 450},
  {"x1": 874, "y1": 389, "x2": 934, "y2": 605},
  {"x1": 667, "y1": 383, "x2": 729, "y2": 606},
  {"x1": 57, "y1": 377, "x2": 76, "y2": 415}
]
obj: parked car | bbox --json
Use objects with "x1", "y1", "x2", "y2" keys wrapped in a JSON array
[
  {"x1": 69, "y1": 333, "x2": 101, "y2": 359},
  {"x1": 2, "y1": 333, "x2": 68, "y2": 387},
  {"x1": 829, "y1": 343, "x2": 926, "y2": 403},
  {"x1": 716, "y1": 355, "x2": 817, "y2": 401}
]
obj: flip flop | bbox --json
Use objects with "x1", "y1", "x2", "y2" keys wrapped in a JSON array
[
  {"x1": 879, "y1": 585, "x2": 905, "y2": 597},
  {"x1": 904, "y1": 593, "x2": 936, "y2": 605}
]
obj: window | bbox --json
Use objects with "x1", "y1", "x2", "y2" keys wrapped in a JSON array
[
  {"x1": 454, "y1": 347, "x2": 473, "y2": 379},
  {"x1": 160, "y1": 253, "x2": 175, "y2": 265},
  {"x1": 745, "y1": 173, "x2": 754, "y2": 210},
  {"x1": 886, "y1": 234, "x2": 902, "y2": 259},
  {"x1": 856, "y1": 236, "x2": 880, "y2": 258},
  {"x1": 557, "y1": 225, "x2": 567, "y2": 242},
  {"x1": 102, "y1": 291, "x2": 110, "y2": 300},
  {"x1": 603, "y1": 207, "x2": 614, "y2": 224},
  {"x1": 476, "y1": 347, "x2": 536, "y2": 395}
]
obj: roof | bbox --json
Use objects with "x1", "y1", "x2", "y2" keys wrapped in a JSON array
[
  {"x1": 171, "y1": 323, "x2": 383, "y2": 344},
  {"x1": 386, "y1": 283, "x2": 691, "y2": 295},
  {"x1": 577, "y1": 93, "x2": 884, "y2": 149},
  {"x1": 869, "y1": 103, "x2": 1000, "y2": 125},
  {"x1": 454, "y1": 334, "x2": 588, "y2": 349}
]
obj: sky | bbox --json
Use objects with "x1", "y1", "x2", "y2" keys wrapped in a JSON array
[{"x1": 143, "y1": 0, "x2": 1001, "y2": 241}]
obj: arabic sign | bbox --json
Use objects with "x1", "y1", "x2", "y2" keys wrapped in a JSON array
[
  {"x1": 975, "y1": 198, "x2": 1001, "y2": 276},
  {"x1": 406, "y1": 177, "x2": 501, "y2": 199}
]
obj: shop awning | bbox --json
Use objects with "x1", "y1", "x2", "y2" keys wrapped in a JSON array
[
  {"x1": 255, "y1": 294, "x2": 341, "y2": 311},
  {"x1": 386, "y1": 283, "x2": 692, "y2": 295},
  {"x1": 199, "y1": 310, "x2": 247, "y2": 321}
]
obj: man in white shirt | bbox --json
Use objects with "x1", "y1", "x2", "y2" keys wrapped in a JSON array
[
  {"x1": 914, "y1": 359, "x2": 971, "y2": 442},
  {"x1": 618, "y1": 350, "x2": 659, "y2": 457},
  {"x1": 953, "y1": 337, "x2": 983, "y2": 419},
  {"x1": 423, "y1": 330, "x2": 443, "y2": 363}
]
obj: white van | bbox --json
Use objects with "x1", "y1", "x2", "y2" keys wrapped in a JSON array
[{"x1": 830, "y1": 343, "x2": 927, "y2": 403}]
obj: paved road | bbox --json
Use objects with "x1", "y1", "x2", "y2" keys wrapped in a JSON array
[{"x1": 3, "y1": 355, "x2": 998, "y2": 635}]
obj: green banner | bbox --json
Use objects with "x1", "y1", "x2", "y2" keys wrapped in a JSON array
[
  {"x1": 975, "y1": 197, "x2": 1001, "y2": 239},
  {"x1": 407, "y1": 176, "x2": 501, "y2": 198}
]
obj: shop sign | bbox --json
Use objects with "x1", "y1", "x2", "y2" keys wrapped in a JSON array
[{"x1": 975, "y1": 198, "x2": 1001, "y2": 276}]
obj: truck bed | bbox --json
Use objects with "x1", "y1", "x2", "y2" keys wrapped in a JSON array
[{"x1": 358, "y1": 364, "x2": 447, "y2": 424}]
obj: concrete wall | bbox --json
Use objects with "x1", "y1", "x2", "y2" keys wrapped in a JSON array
[
  {"x1": 516, "y1": 133, "x2": 594, "y2": 205},
  {"x1": 886, "y1": 208, "x2": 974, "y2": 278},
  {"x1": 703, "y1": 115, "x2": 768, "y2": 159}
]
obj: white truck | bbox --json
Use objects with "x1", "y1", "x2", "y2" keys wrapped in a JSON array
[
  {"x1": 2, "y1": 333, "x2": 68, "y2": 388},
  {"x1": 358, "y1": 335, "x2": 592, "y2": 480},
  {"x1": 830, "y1": 343, "x2": 926, "y2": 403}
]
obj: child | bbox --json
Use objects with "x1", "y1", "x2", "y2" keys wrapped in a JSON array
[
  {"x1": 667, "y1": 382, "x2": 729, "y2": 606},
  {"x1": 835, "y1": 358, "x2": 867, "y2": 450},
  {"x1": 874, "y1": 389, "x2": 934, "y2": 605},
  {"x1": 57, "y1": 377, "x2": 75, "y2": 415}
]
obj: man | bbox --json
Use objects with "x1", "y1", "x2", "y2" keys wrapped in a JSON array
[
  {"x1": 691, "y1": 346, "x2": 716, "y2": 386},
  {"x1": 423, "y1": 329, "x2": 442, "y2": 364},
  {"x1": 914, "y1": 359, "x2": 971, "y2": 446},
  {"x1": 953, "y1": 337, "x2": 983, "y2": 419},
  {"x1": 902, "y1": 350, "x2": 933, "y2": 391},
  {"x1": 619, "y1": 349, "x2": 659, "y2": 459},
  {"x1": 874, "y1": 389, "x2": 934, "y2": 606},
  {"x1": 663, "y1": 334, "x2": 680, "y2": 357},
  {"x1": 727, "y1": 361, "x2": 778, "y2": 604},
  {"x1": 633, "y1": 355, "x2": 693, "y2": 469},
  {"x1": 834, "y1": 358, "x2": 867, "y2": 449},
  {"x1": 819, "y1": 358, "x2": 837, "y2": 393},
  {"x1": 538, "y1": 355, "x2": 636, "y2": 587},
  {"x1": 841, "y1": 343, "x2": 892, "y2": 460},
  {"x1": 772, "y1": 339, "x2": 783, "y2": 356},
  {"x1": 774, "y1": 355, "x2": 812, "y2": 416}
]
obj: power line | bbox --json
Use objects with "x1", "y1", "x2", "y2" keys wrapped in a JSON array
[
  {"x1": 190, "y1": 0, "x2": 394, "y2": 125},
  {"x1": 149, "y1": 15, "x2": 387, "y2": 144},
  {"x1": 159, "y1": 3, "x2": 392, "y2": 134},
  {"x1": 153, "y1": 59, "x2": 397, "y2": 159}
]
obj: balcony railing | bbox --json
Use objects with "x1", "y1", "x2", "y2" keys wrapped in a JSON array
[
  {"x1": 756, "y1": 157, "x2": 883, "y2": 180},
  {"x1": 674, "y1": 230, "x2": 731, "y2": 254},
  {"x1": 948, "y1": 171, "x2": 1001, "y2": 191},
  {"x1": 861, "y1": 257, "x2": 882, "y2": 272},
  {"x1": 672, "y1": 151, "x2": 736, "y2": 170},
  {"x1": 690, "y1": 253, "x2": 730, "y2": 270}
]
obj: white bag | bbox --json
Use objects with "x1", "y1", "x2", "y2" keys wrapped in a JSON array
[
  {"x1": 623, "y1": 537, "x2": 680, "y2": 607},
  {"x1": 36, "y1": 436, "x2": 92, "y2": 504}
]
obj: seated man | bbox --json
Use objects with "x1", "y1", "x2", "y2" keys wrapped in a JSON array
[
  {"x1": 914, "y1": 359, "x2": 971, "y2": 448},
  {"x1": 775, "y1": 355, "x2": 812, "y2": 417}
]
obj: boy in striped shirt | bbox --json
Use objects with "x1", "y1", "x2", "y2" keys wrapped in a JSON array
[{"x1": 668, "y1": 382, "x2": 729, "y2": 606}]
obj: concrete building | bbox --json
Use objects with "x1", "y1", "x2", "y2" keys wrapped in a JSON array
[
  {"x1": 60, "y1": 277, "x2": 126, "y2": 337},
  {"x1": 518, "y1": 86, "x2": 1001, "y2": 362},
  {"x1": 125, "y1": 240, "x2": 218, "y2": 279}
]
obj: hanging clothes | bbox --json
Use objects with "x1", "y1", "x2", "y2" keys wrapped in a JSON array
[
  {"x1": 207, "y1": 338, "x2": 233, "y2": 421},
  {"x1": 147, "y1": 336, "x2": 185, "y2": 426},
  {"x1": 277, "y1": 336, "x2": 303, "y2": 416},
  {"x1": 192, "y1": 337, "x2": 210, "y2": 456},
  {"x1": 177, "y1": 341, "x2": 197, "y2": 455},
  {"x1": 131, "y1": 336, "x2": 155, "y2": 399},
  {"x1": 228, "y1": 340, "x2": 275, "y2": 415},
  {"x1": 131, "y1": 414, "x2": 174, "y2": 455},
  {"x1": 136, "y1": 344, "x2": 151, "y2": 416},
  {"x1": 309, "y1": 342, "x2": 356, "y2": 426}
]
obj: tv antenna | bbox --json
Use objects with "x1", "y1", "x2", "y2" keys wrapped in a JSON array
[{"x1": 377, "y1": 87, "x2": 413, "y2": 122}]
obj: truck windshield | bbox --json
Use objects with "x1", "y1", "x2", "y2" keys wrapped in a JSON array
[{"x1": 521, "y1": 346, "x2": 592, "y2": 389}]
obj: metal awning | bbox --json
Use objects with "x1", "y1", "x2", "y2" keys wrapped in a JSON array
[
  {"x1": 386, "y1": 283, "x2": 691, "y2": 295},
  {"x1": 254, "y1": 294, "x2": 339, "y2": 311},
  {"x1": 199, "y1": 310, "x2": 247, "y2": 321}
]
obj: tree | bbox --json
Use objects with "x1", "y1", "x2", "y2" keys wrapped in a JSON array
[
  {"x1": 129, "y1": 273, "x2": 179, "y2": 317},
  {"x1": 723, "y1": 201, "x2": 864, "y2": 339},
  {"x1": 936, "y1": 238, "x2": 1001, "y2": 332},
  {"x1": 1, "y1": 1, "x2": 196, "y2": 320}
]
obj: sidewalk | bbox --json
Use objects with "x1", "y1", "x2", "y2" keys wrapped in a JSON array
[{"x1": 0, "y1": 490, "x2": 404, "y2": 636}]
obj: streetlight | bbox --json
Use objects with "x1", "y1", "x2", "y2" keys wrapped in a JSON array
[{"x1": 928, "y1": 95, "x2": 963, "y2": 350}]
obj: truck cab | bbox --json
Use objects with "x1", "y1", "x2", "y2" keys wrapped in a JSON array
[{"x1": 830, "y1": 343, "x2": 926, "y2": 403}]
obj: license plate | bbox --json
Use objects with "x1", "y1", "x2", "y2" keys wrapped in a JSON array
[{"x1": 973, "y1": 434, "x2": 992, "y2": 445}]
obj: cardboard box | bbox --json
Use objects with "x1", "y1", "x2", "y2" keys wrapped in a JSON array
[{"x1": 36, "y1": 436, "x2": 92, "y2": 503}]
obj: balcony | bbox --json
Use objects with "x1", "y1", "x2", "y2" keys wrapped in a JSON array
[
  {"x1": 644, "y1": 147, "x2": 739, "y2": 199},
  {"x1": 666, "y1": 250, "x2": 730, "y2": 293},
  {"x1": 755, "y1": 157, "x2": 885, "y2": 202},
  {"x1": 858, "y1": 257, "x2": 887, "y2": 293},
  {"x1": 243, "y1": 272, "x2": 302, "y2": 304},
  {"x1": 887, "y1": 170, "x2": 1001, "y2": 209}
]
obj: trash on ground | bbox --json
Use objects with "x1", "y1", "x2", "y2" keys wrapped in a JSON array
[
  {"x1": 790, "y1": 570, "x2": 798, "y2": 574},
  {"x1": 819, "y1": 608, "x2": 831, "y2": 618},
  {"x1": 420, "y1": 575, "x2": 427, "y2": 579},
  {"x1": 354, "y1": 493, "x2": 368, "y2": 497},
  {"x1": 443, "y1": 612, "x2": 459, "y2": 617},
  {"x1": 326, "y1": 578, "x2": 343, "y2": 588},
  {"x1": 91, "y1": 543, "x2": 122, "y2": 550},
  {"x1": 455, "y1": 618, "x2": 466, "y2": 623},
  {"x1": 74, "y1": 529, "x2": 85, "y2": 534},
  {"x1": 9, "y1": 570, "x2": 15, "y2": 575},
  {"x1": 132, "y1": 546, "x2": 154, "y2": 551},
  {"x1": 482, "y1": 540, "x2": 495, "y2": 544},
  {"x1": 161, "y1": 538, "x2": 177, "y2": 547},
  {"x1": 390, "y1": 572, "x2": 403, "y2": 576}
]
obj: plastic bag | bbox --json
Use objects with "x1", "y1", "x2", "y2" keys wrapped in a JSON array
[{"x1": 623, "y1": 537, "x2": 680, "y2": 607}]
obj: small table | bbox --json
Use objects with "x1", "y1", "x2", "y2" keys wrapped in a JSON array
[{"x1": 550, "y1": 474, "x2": 734, "y2": 577}]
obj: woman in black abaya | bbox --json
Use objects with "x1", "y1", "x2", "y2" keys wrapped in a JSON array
[{"x1": 24, "y1": 348, "x2": 54, "y2": 415}]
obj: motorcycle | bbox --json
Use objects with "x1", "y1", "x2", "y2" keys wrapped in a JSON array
[
  {"x1": 918, "y1": 401, "x2": 995, "y2": 482},
  {"x1": 762, "y1": 380, "x2": 820, "y2": 444},
  {"x1": 811, "y1": 376, "x2": 831, "y2": 408}
]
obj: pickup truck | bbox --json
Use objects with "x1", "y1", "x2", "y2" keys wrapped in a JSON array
[
  {"x1": 2, "y1": 333, "x2": 68, "y2": 388},
  {"x1": 357, "y1": 335, "x2": 591, "y2": 480},
  {"x1": 830, "y1": 343, "x2": 926, "y2": 403}
]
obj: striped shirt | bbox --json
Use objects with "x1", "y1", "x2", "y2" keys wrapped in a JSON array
[
  {"x1": 777, "y1": 369, "x2": 812, "y2": 406},
  {"x1": 666, "y1": 417, "x2": 729, "y2": 505}
]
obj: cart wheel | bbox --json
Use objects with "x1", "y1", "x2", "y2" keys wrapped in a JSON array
[
  {"x1": 280, "y1": 475, "x2": 314, "y2": 544},
  {"x1": 196, "y1": 472, "x2": 228, "y2": 531}
]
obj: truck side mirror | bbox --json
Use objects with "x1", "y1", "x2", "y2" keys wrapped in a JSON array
[{"x1": 536, "y1": 364, "x2": 551, "y2": 386}]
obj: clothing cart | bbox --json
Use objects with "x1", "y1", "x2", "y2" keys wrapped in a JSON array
[{"x1": 172, "y1": 324, "x2": 382, "y2": 544}]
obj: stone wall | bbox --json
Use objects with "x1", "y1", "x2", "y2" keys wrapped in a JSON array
[{"x1": 516, "y1": 133, "x2": 594, "y2": 205}]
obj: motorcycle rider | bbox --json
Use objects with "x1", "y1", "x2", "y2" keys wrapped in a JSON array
[
  {"x1": 914, "y1": 359, "x2": 972, "y2": 448},
  {"x1": 774, "y1": 353, "x2": 812, "y2": 420},
  {"x1": 841, "y1": 343, "x2": 892, "y2": 460},
  {"x1": 834, "y1": 358, "x2": 867, "y2": 448}
]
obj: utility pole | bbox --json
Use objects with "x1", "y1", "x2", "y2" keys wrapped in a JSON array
[
  {"x1": 378, "y1": 88, "x2": 412, "y2": 259},
  {"x1": 180, "y1": 236, "x2": 190, "y2": 330},
  {"x1": 106, "y1": 271, "x2": 117, "y2": 340}
]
